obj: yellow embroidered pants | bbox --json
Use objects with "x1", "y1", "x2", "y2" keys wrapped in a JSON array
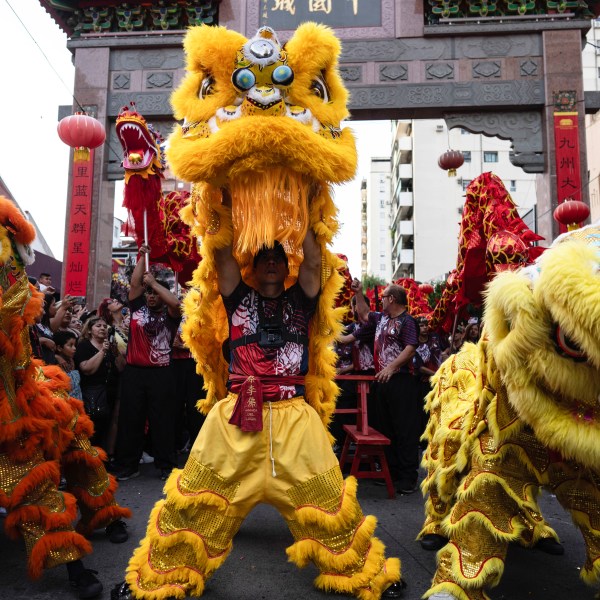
[{"x1": 126, "y1": 395, "x2": 400, "y2": 599}]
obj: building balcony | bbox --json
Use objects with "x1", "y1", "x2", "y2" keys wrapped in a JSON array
[
  {"x1": 399, "y1": 220, "x2": 413, "y2": 236},
  {"x1": 398, "y1": 163, "x2": 413, "y2": 179},
  {"x1": 399, "y1": 249, "x2": 414, "y2": 265},
  {"x1": 398, "y1": 136, "x2": 412, "y2": 151},
  {"x1": 396, "y1": 191, "x2": 413, "y2": 220}
]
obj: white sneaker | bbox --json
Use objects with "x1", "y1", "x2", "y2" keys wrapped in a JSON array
[
  {"x1": 139, "y1": 452, "x2": 154, "y2": 464},
  {"x1": 429, "y1": 593, "x2": 459, "y2": 600}
]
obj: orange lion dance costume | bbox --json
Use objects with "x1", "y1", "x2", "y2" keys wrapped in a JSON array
[{"x1": 0, "y1": 196, "x2": 130, "y2": 584}]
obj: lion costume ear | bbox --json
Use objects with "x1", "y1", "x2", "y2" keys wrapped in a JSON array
[
  {"x1": 171, "y1": 25, "x2": 247, "y2": 122},
  {"x1": 484, "y1": 269, "x2": 545, "y2": 374},
  {"x1": 284, "y1": 22, "x2": 349, "y2": 127}
]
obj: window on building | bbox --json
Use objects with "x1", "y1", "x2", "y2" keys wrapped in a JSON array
[
  {"x1": 380, "y1": 264, "x2": 386, "y2": 271},
  {"x1": 510, "y1": 180, "x2": 516, "y2": 191},
  {"x1": 463, "y1": 151, "x2": 471, "y2": 163},
  {"x1": 461, "y1": 128, "x2": 469, "y2": 135},
  {"x1": 380, "y1": 199, "x2": 385, "y2": 208},
  {"x1": 462, "y1": 179, "x2": 472, "y2": 191},
  {"x1": 484, "y1": 151, "x2": 498, "y2": 162}
]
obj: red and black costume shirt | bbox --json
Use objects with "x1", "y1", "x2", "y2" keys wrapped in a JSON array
[{"x1": 222, "y1": 281, "x2": 317, "y2": 401}]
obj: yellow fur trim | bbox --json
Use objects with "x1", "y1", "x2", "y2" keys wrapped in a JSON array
[
  {"x1": 440, "y1": 542, "x2": 505, "y2": 589},
  {"x1": 126, "y1": 500, "x2": 230, "y2": 599},
  {"x1": 314, "y1": 548, "x2": 400, "y2": 600},
  {"x1": 294, "y1": 476, "x2": 361, "y2": 533},
  {"x1": 162, "y1": 468, "x2": 229, "y2": 512},
  {"x1": 485, "y1": 249, "x2": 600, "y2": 470},
  {"x1": 287, "y1": 514, "x2": 376, "y2": 569}
]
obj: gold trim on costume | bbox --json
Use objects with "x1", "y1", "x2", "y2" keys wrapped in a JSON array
[{"x1": 178, "y1": 455, "x2": 240, "y2": 502}]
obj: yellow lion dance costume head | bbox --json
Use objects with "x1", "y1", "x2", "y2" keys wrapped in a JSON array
[
  {"x1": 167, "y1": 23, "x2": 357, "y2": 427},
  {"x1": 421, "y1": 223, "x2": 600, "y2": 600}
]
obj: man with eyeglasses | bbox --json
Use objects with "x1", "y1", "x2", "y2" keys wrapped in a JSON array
[{"x1": 349, "y1": 279, "x2": 419, "y2": 495}]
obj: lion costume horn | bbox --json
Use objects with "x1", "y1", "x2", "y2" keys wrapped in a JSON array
[{"x1": 166, "y1": 23, "x2": 358, "y2": 431}]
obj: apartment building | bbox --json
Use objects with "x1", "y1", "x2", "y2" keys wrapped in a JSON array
[{"x1": 383, "y1": 120, "x2": 537, "y2": 283}]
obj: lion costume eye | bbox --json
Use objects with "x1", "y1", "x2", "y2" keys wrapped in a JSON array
[
  {"x1": 553, "y1": 324, "x2": 587, "y2": 362},
  {"x1": 232, "y1": 68, "x2": 256, "y2": 92},
  {"x1": 310, "y1": 75, "x2": 329, "y2": 101},
  {"x1": 199, "y1": 75, "x2": 215, "y2": 99},
  {"x1": 272, "y1": 65, "x2": 294, "y2": 86},
  {"x1": 14, "y1": 241, "x2": 35, "y2": 266}
]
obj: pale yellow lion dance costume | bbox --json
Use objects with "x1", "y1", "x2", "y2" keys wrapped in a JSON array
[
  {"x1": 421, "y1": 223, "x2": 600, "y2": 600},
  {"x1": 121, "y1": 23, "x2": 400, "y2": 600}
]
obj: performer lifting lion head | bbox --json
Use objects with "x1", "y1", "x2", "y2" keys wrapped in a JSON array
[{"x1": 112, "y1": 23, "x2": 405, "y2": 600}]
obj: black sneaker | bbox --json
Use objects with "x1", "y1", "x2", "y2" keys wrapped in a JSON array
[
  {"x1": 70, "y1": 568, "x2": 103, "y2": 599},
  {"x1": 420, "y1": 533, "x2": 448, "y2": 551},
  {"x1": 116, "y1": 468, "x2": 140, "y2": 482},
  {"x1": 111, "y1": 582, "x2": 134, "y2": 600},
  {"x1": 106, "y1": 519, "x2": 129, "y2": 543},
  {"x1": 160, "y1": 468, "x2": 172, "y2": 481},
  {"x1": 382, "y1": 578, "x2": 407, "y2": 598},
  {"x1": 397, "y1": 480, "x2": 418, "y2": 495}
]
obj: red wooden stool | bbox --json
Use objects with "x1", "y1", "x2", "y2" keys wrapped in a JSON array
[
  {"x1": 339, "y1": 424, "x2": 395, "y2": 499},
  {"x1": 335, "y1": 375, "x2": 395, "y2": 499}
]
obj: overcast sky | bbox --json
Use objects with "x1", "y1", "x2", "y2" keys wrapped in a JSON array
[{"x1": 0, "y1": 0, "x2": 391, "y2": 279}]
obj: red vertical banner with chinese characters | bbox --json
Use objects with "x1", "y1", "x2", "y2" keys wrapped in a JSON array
[
  {"x1": 64, "y1": 152, "x2": 94, "y2": 298},
  {"x1": 553, "y1": 92, "x2": 581, "y2": 234}
]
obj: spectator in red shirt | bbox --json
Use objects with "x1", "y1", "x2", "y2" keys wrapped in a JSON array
[{"x1": 112, "y1": 244, "x2": 181, "y2": 481}]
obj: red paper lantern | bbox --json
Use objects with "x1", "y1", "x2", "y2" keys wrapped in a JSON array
[
  {"x1": 57, "y1": 112, "x2": 106, "y2": 162},
  {"x1": 419, "y1": 282, "x2": 434, "y2": 295},
  {"x1": 553, "y1": 199, "x2": 590, "y2": 231},
  {"x1": 438, "y1": 149, "x2": 464, "y2": 177}
]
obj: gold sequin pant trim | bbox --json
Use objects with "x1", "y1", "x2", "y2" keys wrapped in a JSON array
[
  {"x1": 125, "y1": 397, "x2": 399, "y2": 600},
  {"x1": 63, "y1": 434, "x2": 130, "y2": 534},
  {"x1": 0, "y1": 450, "x2": 90, "y2": 577}
]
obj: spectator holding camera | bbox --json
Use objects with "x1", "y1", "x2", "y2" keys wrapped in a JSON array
[
  {"x1": 112, "y1": 244, "x2": 181, "y2": 481},
  {"x1": 75, "y1": 316, "x2": 125, "y2": 451}
]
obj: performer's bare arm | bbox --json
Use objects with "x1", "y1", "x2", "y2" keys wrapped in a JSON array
[
  {"x1": 350, "y1": 278, "x2": 370, "y2": 321},
  {"x1": 214, "y1": 188, "x2": 241, "y2": 297},
  {"x1": 129, "y1": 244, "x2": 150, "y2": 301},
  {"x1": 142, "y1": 272, "x2": 181, "y2": 318},
  {"x1": 298, "y1": 227, "x2": 321, "y2": 299}
]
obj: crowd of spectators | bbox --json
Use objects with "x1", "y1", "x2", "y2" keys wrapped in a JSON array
[
  {"x1": 332, "y1": 280, "x2": 481, "y2": 495},
  {"x1": 27, "y1": 265, "x2": 480, "y2": 493},
  {"x1": 27, "y1": 262, "x2": 205, "y2": 483}
]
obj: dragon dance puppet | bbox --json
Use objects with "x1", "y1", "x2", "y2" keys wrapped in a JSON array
[
  {"x1": 0, "y1": 196, "x2": 130, "y2": 596},
  {"x1": 116, "y1": 103, "x2": 201, "y2": 286},
  {"x1": 420, "y1": 222, "x2": 600, "y2": 600},
  {"x1": 112, "y1": 23, "x2": 403, "y2": 600}
]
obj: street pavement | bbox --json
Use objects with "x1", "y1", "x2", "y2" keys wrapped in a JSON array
[{"x1": 1, "y1": 458, "x2": 597, "y2": 600}]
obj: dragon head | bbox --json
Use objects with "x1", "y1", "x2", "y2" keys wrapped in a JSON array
[
  {"x1": 116, "y1": 103, "x2": 165, "y2": 182},
  {"x1": 485, "y1": 222, "x2": 600, "y2": 469}
]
